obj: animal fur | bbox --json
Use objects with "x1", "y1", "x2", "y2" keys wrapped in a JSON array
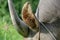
[{"x1": 21, "y1": 2, "x2": 39, "y2": 32}]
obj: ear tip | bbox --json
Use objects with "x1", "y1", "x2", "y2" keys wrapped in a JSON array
[
  {"x1": 24, "y1": 2, "x2": 30, "y2": 6},
  {"x1": 26, "y1": 1, "x2": 30, "y2": 4}
]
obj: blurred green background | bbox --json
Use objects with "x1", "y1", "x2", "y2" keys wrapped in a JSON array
[{"x1": 0, "y1": 0, "x2": 39, "y2": 40}]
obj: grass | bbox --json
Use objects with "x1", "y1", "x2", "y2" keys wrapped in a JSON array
[{"x1": 0, "y1": 18, "x2": 23, "y2": 40}]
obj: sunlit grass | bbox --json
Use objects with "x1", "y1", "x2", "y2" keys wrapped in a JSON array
[{"x1": 0, "y1": 19, "x2": 23, "y2": 40}]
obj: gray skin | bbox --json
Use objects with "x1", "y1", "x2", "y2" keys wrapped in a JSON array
[
  {"x1": 8, "y1": 0, "x2": 60, "y2": 40},
  {"x1": 35, "y1": 0, "x2": 60, "y2": 23}
]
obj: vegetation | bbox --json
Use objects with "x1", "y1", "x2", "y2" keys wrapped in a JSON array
[{"x1": 0, "y1": 0, "x2": 39, "y2": 40}]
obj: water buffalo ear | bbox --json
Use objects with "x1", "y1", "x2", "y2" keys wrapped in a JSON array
[{"x1": 21, "y1": 2, "x2": 39, "y2": 32}]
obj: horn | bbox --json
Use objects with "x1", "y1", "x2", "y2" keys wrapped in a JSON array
[{"x1": 8, "y1": 0, "x2": 28, "y2": 37}]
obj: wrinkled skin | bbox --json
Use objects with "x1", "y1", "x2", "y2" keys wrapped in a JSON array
[{"x1": 8, "y1": 0, "x2": 60, "y2": 40}]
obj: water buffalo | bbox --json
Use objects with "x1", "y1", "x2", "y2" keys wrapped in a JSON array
[{"x1": 8, "y1": 0, "x2": 60, "y2": 40}]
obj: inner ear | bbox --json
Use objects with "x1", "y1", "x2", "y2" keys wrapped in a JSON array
[{"x1": 21, "y1": 2, "x2": 39, "y2": 32}]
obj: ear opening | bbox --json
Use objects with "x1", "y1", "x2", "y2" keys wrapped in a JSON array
[{"x1": 21, "y1": 2, "x2": 39, "y2": 32}]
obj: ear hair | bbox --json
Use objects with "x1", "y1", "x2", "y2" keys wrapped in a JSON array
[{"x1": 21, "y1": 2, "x2": 40, "y2": 32}]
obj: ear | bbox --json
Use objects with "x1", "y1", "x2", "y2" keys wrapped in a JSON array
[{"x1": 21, "y1": 2, "x2": 40, "y2": 32}]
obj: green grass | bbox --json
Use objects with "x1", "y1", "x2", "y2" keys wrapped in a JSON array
[{"x1": 0, "y1": 19, "x2": 23, "y2": 40}]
